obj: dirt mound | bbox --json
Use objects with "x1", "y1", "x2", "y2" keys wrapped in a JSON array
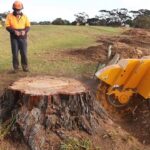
[
  {"x1": 117, "y1": 98, "x2": 150, "y2": 145},
  {"x1": 65, "y1": 29, "x2": 150, "y2": 62},
  {"x1": 97, "y1": 88, "x2": 150, "y2": 146},
  {"x1": 123, "y1": 28, "x2": 150, "y2": 37},
  {"x1": 95, "y1": 80, "x2": 150, "y2": 147},
  {"x1": 68, "y1": 44, "x2": 108, "y2": 62}
]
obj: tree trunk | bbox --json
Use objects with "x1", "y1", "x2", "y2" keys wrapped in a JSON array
[{"x1": 0, "y1": 76, "x2": 111, "y2": 150}]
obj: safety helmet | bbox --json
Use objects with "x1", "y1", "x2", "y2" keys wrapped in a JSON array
[{"x1": 12, "y1": 1, "x2": 23, "y2": 10}]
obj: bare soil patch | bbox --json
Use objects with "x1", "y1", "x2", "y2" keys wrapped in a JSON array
[{"x1": 65, "y1": 28, "x2": 150, "y2": 63}]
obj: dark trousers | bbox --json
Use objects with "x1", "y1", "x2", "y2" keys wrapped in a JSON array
[{"x1": 10, "y1": 37, "x2": 28, "y2": 69}]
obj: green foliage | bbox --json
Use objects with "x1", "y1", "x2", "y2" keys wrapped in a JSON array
[
  {"x1": 0, "y1": 115, "x2": 16, "y2": 140},
  {"x1": 133, "y1": 15, "x2": 150, "y2": 29},
  {"x1": 0, "y1": 12, "x2": 9, "y2": 27},
  {"x1": 74, "y1": 12, "x2": 89, "y2": 25},
  {"x1": 52, "y1": 18, "x2": 70, "y2": 25},
  {"x1": 60, "y1": 137, "x2": 93, "y2": 150},
  {"x1": 98, "y1": 8, "x2": 131, "y2": 26},
  {"x1": 39, "y1": 21, "x2": 51, "y2": 25},
  {"x1": 31, "y1": 21, "x2": 39, "y2": 25},
  {"x1": 0, "y1": 12, "x2": 8, "y2": 19}
]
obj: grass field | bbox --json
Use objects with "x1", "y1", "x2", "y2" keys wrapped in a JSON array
[{"x1": 0, "y1": 25, "x2": 123, "y2": 77}]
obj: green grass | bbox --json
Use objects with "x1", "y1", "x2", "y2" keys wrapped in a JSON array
[
  {"x1": 0, "y1": 25, "x2": 123, "y2": 77},
  {"x1": 60, "y1": 137, "x2": 101, "y2": 150},
  {"x1": 60, "y1": 137, "x2": 92, "y2": 150}
]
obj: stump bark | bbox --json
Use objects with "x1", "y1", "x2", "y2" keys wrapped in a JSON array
[{"x1": 0, "y1": 76, "x2": 110, "y2": 150}]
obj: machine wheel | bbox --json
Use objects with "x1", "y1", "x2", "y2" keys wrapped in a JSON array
[
  {"x1": 96, "y1": 81, "x2": 115, "y2": 111},
  {"x1": 107, "y1": 94, "x2": 129, "y2": 108},
  {"x1": 96, "y1": 81, "x2": 129, "y2": 113}
]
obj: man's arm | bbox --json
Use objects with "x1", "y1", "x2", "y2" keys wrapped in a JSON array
[
  {"x1": 5, "y1": 14, "x2": 15, "y2": 34},
  {"x1": 25, "y1": 27, "x2": 30, "y2": 33},
  {"x1": 25, "y1": 15, "x2": 30, "y2": 33},
  {"x1": 6, "y1": 27, "x2": 15, "y2": 34}
]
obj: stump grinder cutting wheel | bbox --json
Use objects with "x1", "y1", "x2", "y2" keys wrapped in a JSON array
[{"x1": 95, "y1": 49, "x2": 150, "y2": 109}]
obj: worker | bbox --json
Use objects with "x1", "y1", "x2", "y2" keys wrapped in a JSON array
[{"x1": 5, "y1": 1, "x2": 30, "y2": 72}]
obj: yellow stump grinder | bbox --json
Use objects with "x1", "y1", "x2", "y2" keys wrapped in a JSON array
[{"x1": 95, "y1": 49, "x2": 150, "y2": 108}]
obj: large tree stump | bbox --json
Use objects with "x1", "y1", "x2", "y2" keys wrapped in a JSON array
[{"x1": 0, "y1": 76, "x2": 110, "y2": 150}]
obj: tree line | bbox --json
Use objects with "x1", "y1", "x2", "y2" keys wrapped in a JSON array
[{"x1": 1, "y1": 9, "x2": 150, "y2": 28}]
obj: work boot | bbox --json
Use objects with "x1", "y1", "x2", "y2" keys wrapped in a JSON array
[
  {"x1": 23, "y1": 68, "x2": 29, "y2": 72},
  {"x1": 22, "y1": 66, "x2": 29, "y2": 72},
  {"x1": 13, "y1": 67, "x2": 19, "y2": 73}
]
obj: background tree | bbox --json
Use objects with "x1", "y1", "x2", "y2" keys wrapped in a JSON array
[
  {"x1": 0, "y1": 11, "x2": 9, "y2": 26},
  {"x1": 31, "y1": 21, "x2": 39, "y2": 25},
  {"x1": 97, "y1": 8, "x2": 131, "y2": 26},
  {"x1": 39, "y1": 21, "x2": 51, "y2": 25},
  {"x1": 133, "y1": 16, "x2": 150, "y2": 28},
  {"x1": 87, "y1": 17, "x2": 100, "y2": 26},
  {"x1": 62, "y1": 19, "x2": 70, "y2": 25},
  {"x1": 52, "y1": 18, "x2": 70, "y2": 25},
  {"x1": 74, "y1": 12, "x2": 89, "y2": 25},
  {"x1": 132, "y1": 9, "x2": 150, "y2": 28},
  {"x1": 96, "y1": 10, "x2": 110, "y2": 25},
  {"x1": 0, "y1": 12, "x2": 8, "y2": 19}
]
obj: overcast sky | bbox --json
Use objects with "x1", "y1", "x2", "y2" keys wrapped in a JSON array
[{"x1": 0, "y1": 0, "x2": 150, "y2": 21}]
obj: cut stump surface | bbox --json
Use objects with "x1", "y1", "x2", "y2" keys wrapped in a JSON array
[{"x1": 9, "y1": 76, "x2": 89, "y2": 95}]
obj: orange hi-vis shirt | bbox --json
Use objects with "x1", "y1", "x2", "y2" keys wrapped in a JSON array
[{"x1": 5, "y1": 13, "x2": 30, "y2": 29}]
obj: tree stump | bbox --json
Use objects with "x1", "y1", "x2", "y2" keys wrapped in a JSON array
[{"x1": 0, "y1": 76, "x2": 111, "y2": 150}]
